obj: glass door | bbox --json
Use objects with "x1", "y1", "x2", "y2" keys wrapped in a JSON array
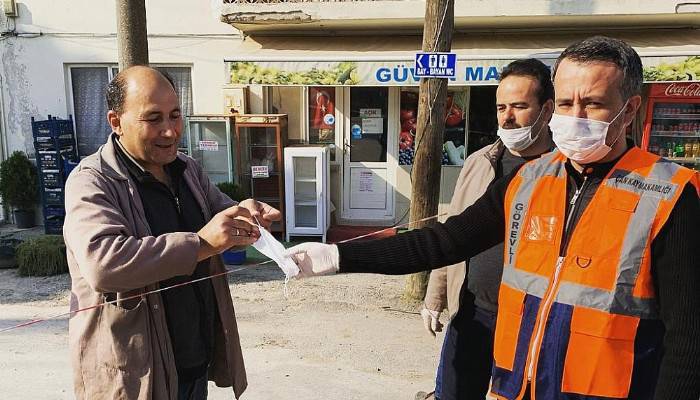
[
  {"x1": 186, "y1": 116, "x2": 232, "y2": 184},
  {"x1": 293, "y1": 156, "x2": 319, "y2": 229},
  {"x1": 342, "y1": 87, "x2": 396, "y2": 220}
]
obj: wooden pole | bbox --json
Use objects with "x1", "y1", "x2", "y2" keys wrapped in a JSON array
[
  {"x1": 116, "y1": 0, "x2": 149, "y2": 71},
  {"x1": 404, "y1": 0, "x2": 454, "y2": 300}
]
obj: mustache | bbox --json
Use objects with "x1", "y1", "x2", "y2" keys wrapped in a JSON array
[{"x1": 501, "y1": 122, "x2": 523, "y2": 129}]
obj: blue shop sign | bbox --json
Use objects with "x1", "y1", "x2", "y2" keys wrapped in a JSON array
[{"x1": 415, "y1": 53, "x2": 457, "y2": 78}]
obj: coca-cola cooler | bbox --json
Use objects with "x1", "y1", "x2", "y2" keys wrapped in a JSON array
[{"x1": 642, "y1": 82, "x2": 700, "y2": 171}]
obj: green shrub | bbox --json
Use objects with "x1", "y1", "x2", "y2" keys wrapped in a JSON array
[
  {"x1": 0, "y1": 151, "x2": 39, "y2": 210},
  {"x1": 215, "y1": 181, "x2": 246, "y2": 202},
  {"x1": 16, "y1": 235, "x2": 68, "y2": 276}
]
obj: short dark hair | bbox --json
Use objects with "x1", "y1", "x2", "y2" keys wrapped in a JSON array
[
  {"x1": 105, "y1": 67, "x2": 176, "y2": 114},
  {"x1": 552, "y1": 36, "x2": 643, "y2": 99},
  {"x1": 500, "y1": 58, "x2": 554, "y2": 106}
]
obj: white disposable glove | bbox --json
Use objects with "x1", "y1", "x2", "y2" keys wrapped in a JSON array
[
  {"x1": 420, "y1": 304, "x2": 443, "y2": 337},
  {"x1": 286, "y1": 242, "x2": 340, "y2": 277}
]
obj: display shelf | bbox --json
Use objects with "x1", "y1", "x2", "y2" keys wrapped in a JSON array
[
  {"x1": 254, "y1": 196, "x2": 282, "y2": 203},
  {"x1": 284, "y1": 146, "x2": 330, "y2": 242},
  {"x1": 651, "y1": 132, "x2": 700, "y2": 137},
  {"x1": 242, "y1": 172, "x2": 281, "y2": 177},
  {"x1": 294, "y1": 200, "x2": 318, "y2": 206},
  {"x1": 665, "y1": 157, "x2": 700, "y2": 163},
  {"x1": 235, "y1": 114, "x2": 287, "y2": 237},
  {"x1": 652, "y1": 115, "x2": 700, "y2": 120}
]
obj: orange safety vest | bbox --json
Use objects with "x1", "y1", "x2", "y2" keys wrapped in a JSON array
[{"x1": 492, "y1": 148, "x2": 699, "y2": 400}]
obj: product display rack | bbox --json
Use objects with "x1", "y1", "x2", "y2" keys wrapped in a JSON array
[
  {"x1": 284, "y1": 146, "x2": 330, "y2": 242},
  {"x1": 31, "y1": 115, "x2": 79, "y2": 234},
  {"x1": 642, "y1": 83, "x2": 700, "y2": 171},
  {"x1": 234, "y1": 114, "x2": 287, "y2": 237}
]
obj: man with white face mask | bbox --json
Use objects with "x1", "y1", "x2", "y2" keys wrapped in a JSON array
[
  {"x1": 419, "y1": 59, "x2": 554, "y2": 400},
  {"x1": 289, "y1": 36, "x2": 700, "y2": 400}
]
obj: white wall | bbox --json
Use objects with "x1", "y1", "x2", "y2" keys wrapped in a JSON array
[{"x1": 0, "y1": 0, "x2": 247, "y2": 158}]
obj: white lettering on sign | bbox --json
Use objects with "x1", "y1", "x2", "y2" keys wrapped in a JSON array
[
  {"x1": 508, "y1": 203, "x2": 524, "y2": 265},
  {"x1": 251, "y1": 165, "x2": 269, "y2": 178},
  {"x1": 415, "y1": 53, "x2": 457, "y2": 78},
  {"x1": 664, "y1": 82, "x2": 700, "y2": 97},
  {"x1": 198, "y1": 140, "x2": 219, "y2": 151}
]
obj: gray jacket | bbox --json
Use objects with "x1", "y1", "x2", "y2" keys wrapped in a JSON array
[
  {"x1": 424, "y1": 140, "x2": 504, "y2": 318},
  {"x1": 64, "y1": 134, "x2": 247, "y2": 399}
]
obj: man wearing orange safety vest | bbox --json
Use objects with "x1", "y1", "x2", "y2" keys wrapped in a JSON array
[{"x1": 289, "y1": 36, "x2": 700, "y2": 400}]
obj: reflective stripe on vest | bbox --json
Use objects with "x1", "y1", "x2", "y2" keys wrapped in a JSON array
[{"x1": 493, "y1": 148, "x2": 699, "y2": 400}]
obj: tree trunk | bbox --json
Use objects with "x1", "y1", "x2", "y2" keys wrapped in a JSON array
[
  {"x1": 116, "y1": 0, "x2": 149, "y2": 71},
  {"x1": 404, "y1": 0, "x2": 454, "y2": 301}
]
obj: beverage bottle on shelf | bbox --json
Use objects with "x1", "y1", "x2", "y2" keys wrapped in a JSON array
[
  {"x1": 648, "y1": 138, "x2": 658, "y2": 155},
  {"x1": 685, "y1": 142, "x2": 693, "y2": 158},
  {"x1": 666, "y1": 140, "x2": 675, "y2": 157},
  {"x1": 693, "y1": 141, "x2": 700, "y2": 158},
  {"x1": 675, "y1": 142, "x2": 685, "y2": 158}
]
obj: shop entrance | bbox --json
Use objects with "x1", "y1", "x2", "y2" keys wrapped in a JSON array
[{"x1": 341, "y1": 87, "x2": 396, "y2": 221}]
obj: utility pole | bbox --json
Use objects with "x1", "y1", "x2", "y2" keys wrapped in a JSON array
[
  {"x1": 404, "y1": 0, "x2": 454, "y2": 300},
  {"x1": 116, "y1": 0, "x2": 149, "y2": 71}
]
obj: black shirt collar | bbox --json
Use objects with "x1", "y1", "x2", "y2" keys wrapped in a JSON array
[
  {"x1": 564, "y1": 143, "x2": 634, "y2": 183},
  {"x1": 112, "y1": 135, "x2": 186, "y2": 184}
]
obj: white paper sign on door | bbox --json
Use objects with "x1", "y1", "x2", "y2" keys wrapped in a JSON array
[
  {"x1": 359, "y1": 171, "x2": 374, "y2": 192},
  {"x1": 198, "y1": 140, "x2": 219, "y2": 151},
  {"x1": 251, "y1": 165, "x2": 269, "y2": 178},
  {"x1": 361, "y1": 118, "x2": 383, "y2": 134},
  {"x1": 359, "y1": 108, "x2": 381, "y2": 118}
]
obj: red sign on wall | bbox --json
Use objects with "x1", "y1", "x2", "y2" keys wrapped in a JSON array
[{"x1": 650, "y1": 82, "x2": 700, "y2": 98}]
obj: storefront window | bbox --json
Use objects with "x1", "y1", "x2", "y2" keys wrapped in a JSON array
[
  {"x1": 268, "y1": 86, "x2": 303, "y2": 143},
  {"x1": 308, "y1": 87, "x2": 337, "y2": 161},
  {"x1": 350, "y1": 87, "x2": 388, "y2": 162},
  {"x1": 467, "y1": 86, "x2": 498, "y2": 155},
  {"x1": 308, "y1": 87, "x2": 336, "y2": 144},
  {"x1": 398, "y1": 88, "x2": 468, "y2": 166}
]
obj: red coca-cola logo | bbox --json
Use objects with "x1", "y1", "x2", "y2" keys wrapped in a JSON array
[{"x1": 664, "y1": 82, "x2": 700, "y2": 97}]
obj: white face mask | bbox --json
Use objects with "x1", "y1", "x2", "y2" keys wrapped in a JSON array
[
  {"x1": 496, "y1": 106, "x2": 545, "y2": 152},
  {"x1": 549, "y1": 100, "x2": 628, "y2": 164},
  {"x1": 252, "y1": 222, "x2": 299, "y2": 280}
]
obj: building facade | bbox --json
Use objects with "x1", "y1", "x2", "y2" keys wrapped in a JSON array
[
  {"x1": 218, "y1": 0, "x2": 700, "y2": 227},
  {"x1": 0, "y1": 0, "x2": 698, "y2": 228}
]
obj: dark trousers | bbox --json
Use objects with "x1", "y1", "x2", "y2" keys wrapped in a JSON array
[
  {"x1": 435, "y1": 306, "x2": 497, "y2": 400},
  {"x1": 178, "y1": 373, "x2": 209, "y2": 400}
]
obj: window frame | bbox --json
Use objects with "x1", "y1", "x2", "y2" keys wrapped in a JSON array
[
  {"x1": 65, "y1": 63, "x2": 194, "y2": 157},
  {"x1": 265, "y1": 85, "x2": 344, "y2": 165}
]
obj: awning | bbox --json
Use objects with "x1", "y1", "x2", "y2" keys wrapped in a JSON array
[{"x1": 225, "y1": 30, "x2": 700, "y2": 85}]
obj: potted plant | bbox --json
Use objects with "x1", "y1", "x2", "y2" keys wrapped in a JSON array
[
  {"x1": 0, "y1": 151, "x2": 39, "y2": 228},
  {"x1": 215, "y1": 181, "x2": 248, "y2": 265}
]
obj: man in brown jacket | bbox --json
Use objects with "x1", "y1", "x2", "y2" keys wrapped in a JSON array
[
  {"x1": 420, "y1": 59, "x2": 554, "y2": 400},
  {"x1": 63, "y1": 66, "x2": 279, "y2": 399}
]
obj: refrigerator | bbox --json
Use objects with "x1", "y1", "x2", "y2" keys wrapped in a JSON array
[{"x1": 642, "y1": 82, "x2": 700, "y2": 171}]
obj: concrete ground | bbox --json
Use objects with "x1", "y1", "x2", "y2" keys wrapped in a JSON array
[{"x1": 0, "y1": 257, "x2": 445, "y2": 400}]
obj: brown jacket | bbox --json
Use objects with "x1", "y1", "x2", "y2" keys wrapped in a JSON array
[
  {"x1": 64, "y1": 134, "x2": 247, "y2": 399},
  {"x1": 424, "y1": 140, "x2": 504, "y2": 319}
]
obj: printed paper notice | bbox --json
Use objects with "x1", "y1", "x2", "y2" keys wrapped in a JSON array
[
  {"x1": 198, "y1": 140, "x2": 219, "y2": 151},
  {"x1": 251, "y1": 165, "x2": 269, "y2": 178},
  {"x1": 362, "y1": 118, "x2": 383, "y2": 134},
  {"x1": 359, "y1": 171, "x2": 374, "y2": 192}
]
